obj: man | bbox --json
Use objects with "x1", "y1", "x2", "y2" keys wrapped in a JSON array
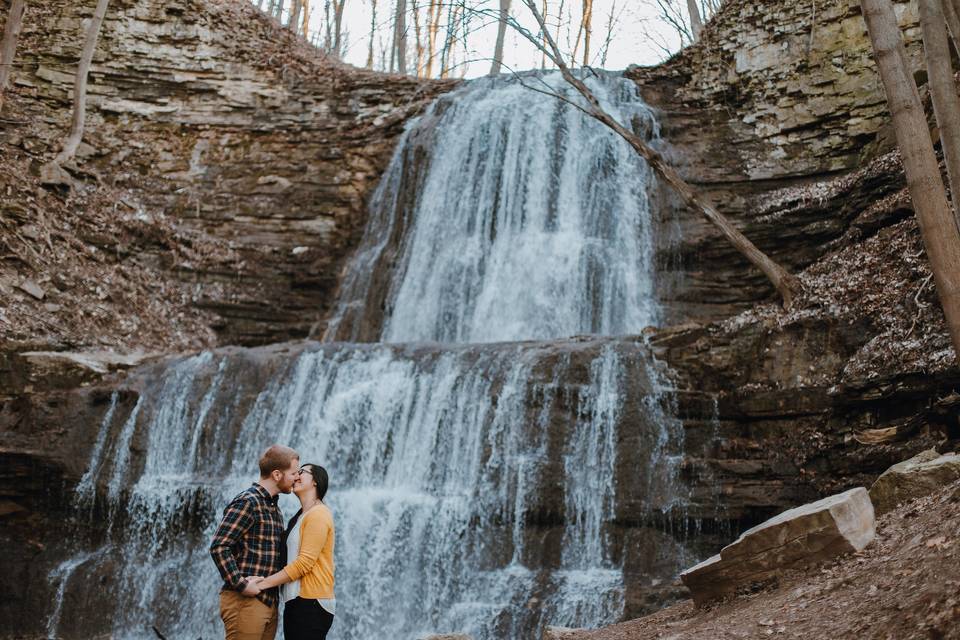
[{"x1": 211, "y1": 444, "x2": 300, "y2": 640}]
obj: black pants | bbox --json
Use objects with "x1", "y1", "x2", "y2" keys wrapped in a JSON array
[{"x1": 283, "y1": 597, "x2": 334, "y2": 640}]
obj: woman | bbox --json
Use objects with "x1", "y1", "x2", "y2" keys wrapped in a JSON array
[{"x1": 249, "y1": 463, "x2": 336, "y2": 639}]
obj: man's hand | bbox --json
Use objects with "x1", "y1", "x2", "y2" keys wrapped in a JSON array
[{"x1": 240, "y1": 577, "x2": 263, "y2": 597}]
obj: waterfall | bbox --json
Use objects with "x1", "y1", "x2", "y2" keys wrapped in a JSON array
[
  {"x1": 325, "y1": 72, "x2": 662, "y2": 344},
  {"x1": 49, "y1": 71, "x2": 688, "y2": 640}
]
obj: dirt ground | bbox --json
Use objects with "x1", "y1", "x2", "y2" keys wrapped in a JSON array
[{"x1": 568, "y1": 479, "x2": 960, "y2": 640}]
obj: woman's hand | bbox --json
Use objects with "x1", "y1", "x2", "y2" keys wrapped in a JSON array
[{"x1": 240, "y1": 576, "x2": 263, "y2": 597}]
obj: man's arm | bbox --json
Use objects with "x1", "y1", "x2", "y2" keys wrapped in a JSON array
[{"x1": 209, "y1": 495, "x2": 255, "y2": 591}]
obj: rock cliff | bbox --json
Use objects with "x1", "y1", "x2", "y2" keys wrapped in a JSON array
[{"x1": 3, "y1": 0, "x2": 453, "y2": 349}]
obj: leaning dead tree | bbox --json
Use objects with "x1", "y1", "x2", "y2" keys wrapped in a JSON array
[
  {"x1": 918, "y1": 0, "x2": 960, "y2": 230},
  {"x1": 42, "y1": 0, "x2": 110, "y2": 185},
  {"x1": 506, "y1": 0, "x2": 802, "y2": 307},
  {"x1": 861, "y1": 0, "x2": 960, "y2": 359},
  {"x1": 0, "y1": 0, "x2": 27, "y2": 115}
]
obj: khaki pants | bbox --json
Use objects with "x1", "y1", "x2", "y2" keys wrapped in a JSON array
[{"x1": 219, "y1": 590, "x2": 278, "y2": 640}]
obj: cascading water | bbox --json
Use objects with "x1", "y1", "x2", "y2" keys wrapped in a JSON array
[
  {"x1": 325, "y1": 73, "x2": 661, "y2": 344},
  {"x1": 48, "y1": 72, "x2": 689, "y2": 640}
]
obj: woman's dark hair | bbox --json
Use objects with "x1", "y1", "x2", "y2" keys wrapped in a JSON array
[{"x1": 301, "y1": 463, "x2": 329, "y2": 502}]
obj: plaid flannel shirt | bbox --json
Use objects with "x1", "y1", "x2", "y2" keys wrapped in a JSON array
[{"x1": 210, "y1": 483, "x2": 284, "y2": 608}]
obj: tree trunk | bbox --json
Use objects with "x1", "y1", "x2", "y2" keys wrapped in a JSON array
[
  {"x1": 0, "y1": 0, "x2": 27, "y2": 115},
  {"x1": 686, "y1": 0, "x2": 703, "y2": 41},
  {"x1": 289, "y1": 0, "x2": 302, "y2": 30},
  {"x1": 324, "y1": 0, "x2": 332, "y2": 52},
  {"x1": 439, "y1": 3, "x2": 460, "y2": 78},
  {"x1": 51, "y1": 0, "x2": 110, "y2": 168},
  {"x1": 302, "y1": 0, "x2": 310, "y2": 37},
  {"x1": 334, "y1": 0, "x2": 347, "y2": 55},
  {"x1": 412, "y1": 0, "x2": 424, "y2": 75},
  {"x1": 395, "y1": 0, "x2": 407, "y2": 74},
  {"x1": 941, "y1": 0, "x2": 960, "y2": 52},
  {"x1": 425, "y1": 0, "x2": 441, "y2": 77},
  {"x1": 919, "y1": 0, "x2": 960, "y2": 230},
  {"x1": 489, "y1": 0, "x2": 510, "y2": 75},
  {"x1": 581, "y1": 0, "x2": 593, "y2": 65},
  {"x1": 274, "y1": 0, "x2": 284, "y2": 20},
  {"x1": 519, "y1": 0, "x2": 802, "y2": 308},
  {"x1": 540, "y1": 0, "x2": 548, "y2": 68},
  {"x1": 367, "y1": 0, "x2": 378, "y2": 68},
  {"x1": 862, "y1": 0, "x2": 960, "y2": 360}
]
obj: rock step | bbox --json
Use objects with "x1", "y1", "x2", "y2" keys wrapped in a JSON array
[{"x1": 680, "y1": 487, "x2": 876, "y2": 605}]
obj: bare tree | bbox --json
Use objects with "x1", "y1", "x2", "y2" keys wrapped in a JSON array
[
  {"x1": 289, "y1": 0, "x2": 303, "y2": 30},
  {"x1": 490, "y1": 0, "x2": 511, "y2": 74},
  {"x1": 598, "y1": 0, "x2": 624, "y2": 67},
  {"x1": 919, "y1": 0, "x2": 960, "y2": 229},
  {"x1": 439, "y1": 1, "x2": 462, "y2": 78},
  {"x1": 367, "y1": 0, "x2": 378, "y2": 67},
  {"x1": 413, "y1": 0, "x2": 425, "y2": 74},
  {"x1": 511, "y1": 0, "x2": 802, "y2": 306},
  {"x1": 42, "y1": 0, "x2": 111, "y2": 185},
  {"x1": 942, "y1": 0, "x2": 960, "y2": 52},
  {"x1": 274, "y1": 0, "x2": 284, "y2": 20},
  {"x1": 333, "y1": 0, "x2": 347, "y2": 55},
  {"x1": 862, "y1": 0, "x2": 960, "y2": 358},
  {"x1": 425, "y1": 0, "x2": 442, "y2": 77},
  {"x1": 686, "y1": 0, "x2": 702, "y2": 40},
  {"x1": 572, "y1": 0, "x2": 593, "y2": 65},
  {"x1": 301, "y1": 0, "x2": 311, "y2": 37},
  {"x1": 0, "y1": 0, "x2": 27, "y2": 115},
  {"x1": 394, "y1": 0, "x2": 408, "y2": 74}
]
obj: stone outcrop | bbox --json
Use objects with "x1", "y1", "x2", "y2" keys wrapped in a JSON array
[
  {"x1": 680, "y1": 487, "x2": 876, "y2": 605},
  {"x1": 869, "y1": 450, "x2": 960, "y2": 514},
  {"x1": 630, "y1": 0, "x2": 920, "y2": 322}
]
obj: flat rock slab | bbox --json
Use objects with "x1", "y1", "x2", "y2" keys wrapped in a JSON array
[
  {"x1": 870, "y1": 449, "x2": 960, "y2": 515},
  {"x1": 681, "y1": 487, "x2": 875, "y2": 605},
  {"x1": 542, "y1": 627, "x2": 584, "y2": 639}
]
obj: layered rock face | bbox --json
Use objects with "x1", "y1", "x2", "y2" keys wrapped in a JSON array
[
  {"x1": 12, "y1": 0, "x2": 452, "y2": 345},
  {"x1": 631, "y1": 0, "x2": 920, "y2": 322}
]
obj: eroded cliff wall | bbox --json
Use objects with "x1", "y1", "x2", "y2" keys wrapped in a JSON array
[{"x1": 3, "y1": 0, "x2": 452, "y2": 348}]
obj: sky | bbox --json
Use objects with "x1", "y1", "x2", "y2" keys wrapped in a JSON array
[{"x1": 260, "y1": 1, "x2": 702, "y2": 77}]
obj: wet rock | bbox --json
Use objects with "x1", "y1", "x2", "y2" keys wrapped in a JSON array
[
  {"x1": 869, "y1": 450, "x2": 960, "y2": 515},
  {"x1": 681, "y1": 488, "x2": 876, "y2": 605}
]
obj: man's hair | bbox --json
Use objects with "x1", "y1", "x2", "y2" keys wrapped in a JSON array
[{"x1": 259, "y1": 445, "x2": 299, "y2": 477}]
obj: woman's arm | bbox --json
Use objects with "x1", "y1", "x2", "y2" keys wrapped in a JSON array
[
  {"x1": 249, "y1": 566, "x2": 293, "y2": 591},
  {"x1": 249, "y1": 509, "x2": 330, "y2": 592}
]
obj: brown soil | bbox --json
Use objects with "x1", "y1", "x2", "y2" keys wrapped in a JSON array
[{"x1": 568, "y1": 479, "x2": 960, "y2": 640}]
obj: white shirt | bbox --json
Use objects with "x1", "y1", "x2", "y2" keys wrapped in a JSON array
[{"x1": 282, "y1": 509, "x2": 336, "y2": 616}]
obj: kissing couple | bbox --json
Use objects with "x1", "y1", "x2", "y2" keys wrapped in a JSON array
[{"x1": 210, "y1": 444, "x2": 336, "y2": 640}]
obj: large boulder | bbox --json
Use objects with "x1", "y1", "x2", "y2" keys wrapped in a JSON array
[
  {"x1": 680, "y1": 487, "x2": 875, "y2": 605},
  {"x1": 869, "y1": 449, "x2": 960, "y2": 515}
]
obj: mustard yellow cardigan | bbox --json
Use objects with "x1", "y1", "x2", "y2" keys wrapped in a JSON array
[{"x1": 283, "y1": 503, "x2": 335, "y2": 599}]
